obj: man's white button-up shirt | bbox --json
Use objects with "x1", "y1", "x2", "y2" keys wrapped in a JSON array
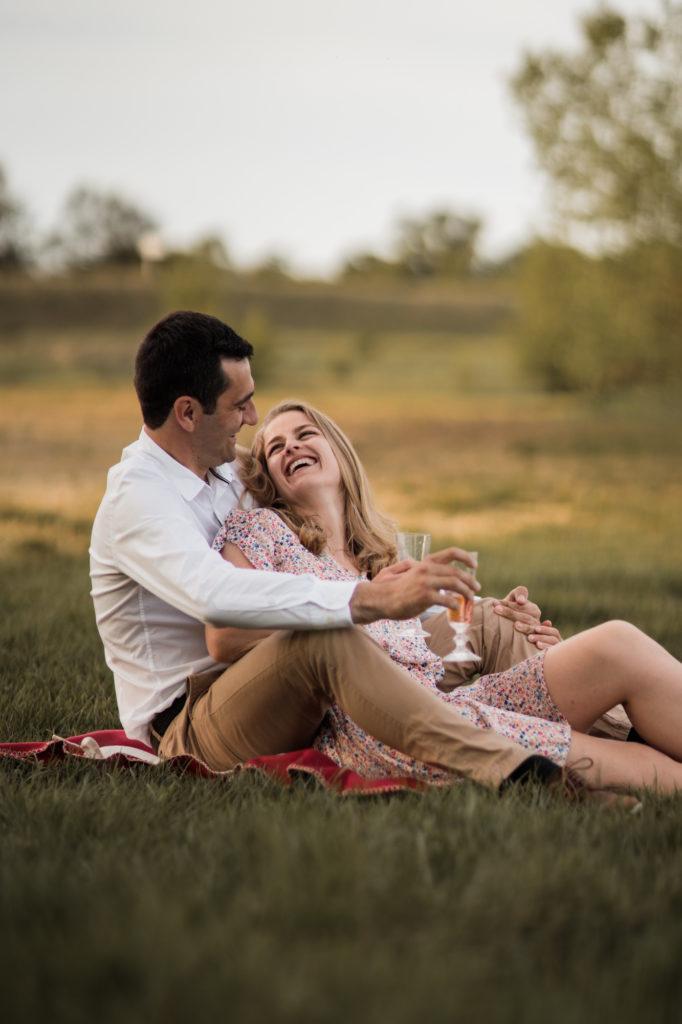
[{"x1": 89, "y1": 430, "x2": 356, "y2": 743}]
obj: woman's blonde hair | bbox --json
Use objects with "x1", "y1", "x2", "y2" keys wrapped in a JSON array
[{"x1": 239, "y1": 399, "x2": 397, "y2": 578}]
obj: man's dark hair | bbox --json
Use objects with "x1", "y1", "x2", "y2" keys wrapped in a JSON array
[{"x1": 134, "y1": 311, "x2": 253, "y2": 428}]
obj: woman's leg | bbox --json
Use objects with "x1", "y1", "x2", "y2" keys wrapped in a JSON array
[
  {"x1": 544, "y1": 620, "x2": 682, "y2": 760},
  {"x1": 566, "y1": 731, "x2": 682, "y2": 793}
]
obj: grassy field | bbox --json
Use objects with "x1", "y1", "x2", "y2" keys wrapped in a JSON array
[{"x1": 2, "y1": 327, "x2": 682, "y2": 1022}]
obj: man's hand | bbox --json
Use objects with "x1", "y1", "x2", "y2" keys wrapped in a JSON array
[
  {"x1": 350, "y1": 548, "x2": 480, "y2": 625},
  {"x1": 492, "y1": 586, "x2": 562, "y2": 649}
]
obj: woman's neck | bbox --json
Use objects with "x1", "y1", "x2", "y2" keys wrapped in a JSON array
[{"x1": 295, "y1": 489, "x2": 357, "y2": 572}]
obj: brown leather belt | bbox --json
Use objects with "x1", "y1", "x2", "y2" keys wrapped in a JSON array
[{"x1": 150, "y1": 692, "x2": 187, "y2": 751}]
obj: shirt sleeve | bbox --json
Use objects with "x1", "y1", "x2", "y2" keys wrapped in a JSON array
[{"x1": 105, "y1": 468, "x2": 356, "y2": 630}]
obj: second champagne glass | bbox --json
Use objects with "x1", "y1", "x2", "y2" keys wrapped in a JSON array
[{"x1": 396, "y1": 531, "x2": 432, "y2": 639}]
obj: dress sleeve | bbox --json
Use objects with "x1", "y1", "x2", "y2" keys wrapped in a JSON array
[{"x1": 213, "y1": 508, "x2": 292, "y2": 572}]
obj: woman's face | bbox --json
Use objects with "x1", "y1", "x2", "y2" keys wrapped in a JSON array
[{"x1": 262, "y1": 410, "x2": 342, "y2": 507}]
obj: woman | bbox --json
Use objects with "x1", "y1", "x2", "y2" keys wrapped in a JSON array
[{"x1": 206, "y1": 400, "x2": 682, "y2": 793}]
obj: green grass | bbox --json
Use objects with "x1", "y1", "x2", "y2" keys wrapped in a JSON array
[
  {"x1": 3, "y1": 760, "x2": 682, "y2": 1024},
  {"x1": 2, "y1": 364, "x2": 682, "y2": 1021}
]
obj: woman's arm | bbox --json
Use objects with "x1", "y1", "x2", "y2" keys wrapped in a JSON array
[{"x1": 205, "y1": 543, "x2": 275, "y2": 662}]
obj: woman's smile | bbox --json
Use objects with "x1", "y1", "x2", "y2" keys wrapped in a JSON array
[{"x1": 285, "y1": 455, "x2": 318, "y2": 477}]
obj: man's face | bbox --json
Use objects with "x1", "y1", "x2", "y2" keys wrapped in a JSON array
[{"x1": 196, "y1": 358, "x2": 257, "y2": 466}]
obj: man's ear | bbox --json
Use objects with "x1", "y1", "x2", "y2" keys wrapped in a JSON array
[{"x1": 172, "y1": 396, "x2": 200, "y2": 433}]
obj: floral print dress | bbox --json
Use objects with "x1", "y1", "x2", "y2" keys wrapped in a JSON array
[{"x1": 212, "y1": 508, "x2": 572, "y2": 783}]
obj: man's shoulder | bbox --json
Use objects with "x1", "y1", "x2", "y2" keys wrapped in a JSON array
[
  {"x1": 96, "y1": 442, "x2": 183, "y2": 523},
  {"x1": 106, "y1": 440, "x2": 173, "y2": 489}
]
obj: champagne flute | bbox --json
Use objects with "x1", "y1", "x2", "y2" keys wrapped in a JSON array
[
  {"x1": 443, "y1": 551, "x2": 481, "y2": 664},
  {"x1": 396, "y1": 531, "x2": 432, "y2": 639}
]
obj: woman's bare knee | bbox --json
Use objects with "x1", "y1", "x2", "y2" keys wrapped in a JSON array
[
  {"x1": 599, "y1": 619, "x2": 642, "y2": 642},
  {"x1": 584, "y1": 620, "x2": 644, "y2": 661}
]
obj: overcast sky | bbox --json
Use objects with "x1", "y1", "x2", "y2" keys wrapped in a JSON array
[{"x1": 0, "y1": 0, "x2": 659, "y2": 274}]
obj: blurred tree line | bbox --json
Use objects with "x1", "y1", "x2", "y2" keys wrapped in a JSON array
[
  {"x1": 511, "y1": 1, "x2": 682, "y2": 392},
  {"x1": 341, "y1": 210, "x2": 483, "y2": 281},
  {"x1": 0, "y1": 165, "x2": 484, "y2": 283},
  {"x1": 0, "y1": 167, "x2": 32, "y2": 270},
  {"x1": 0, "y1": 172, "x2": 159, "y2": 272}
]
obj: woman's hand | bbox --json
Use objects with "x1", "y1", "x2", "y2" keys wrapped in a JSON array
[{"x1": 492, "y1": 586, "x2": 562, "y2": 649}]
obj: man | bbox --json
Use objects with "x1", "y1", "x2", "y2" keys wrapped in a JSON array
[{"x1": 89, "y1": 311, "x2": 577, "y2": 793}]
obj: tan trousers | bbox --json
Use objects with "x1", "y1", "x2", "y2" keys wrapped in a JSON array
[
  {"x1": 159, "y1": 597, "x2": 630, "y2": 786},
  {"x1": 160, "y1": 606, "x2": 532, "y2": 790}
]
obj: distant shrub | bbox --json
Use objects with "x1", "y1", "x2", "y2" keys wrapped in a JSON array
[
  {"x1": 516, "y1": 241, "x2": 682, "y2": 393},
  {"x1": 156, "y1": 255, "x2": 231, "y2": 319},
  {"x1": 241, "y1": 306, "x2": 280, "y2": 387}
]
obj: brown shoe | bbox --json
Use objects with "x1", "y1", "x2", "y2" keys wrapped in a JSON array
[
  {"x1": 501, "y1": 755, "x2": 642, "y2": 812},
  {"x1": 557, "y1": 764, "x2": 643, "y2": 813}
]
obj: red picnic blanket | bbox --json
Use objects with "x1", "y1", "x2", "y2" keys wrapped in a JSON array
[{"x1": 0, "y1": 730, "x2": 426, "y2": 797}]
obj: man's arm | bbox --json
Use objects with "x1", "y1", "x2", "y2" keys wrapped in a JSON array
[
  {"x1": 107, "y1": 473, "x2": 355, "y2": 629},
  {"x1": 107, "y1": 474, "x2": 479, "y2": 631}
]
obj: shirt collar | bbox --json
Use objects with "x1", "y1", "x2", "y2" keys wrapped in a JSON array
[{"x1": 130, "y1": 429, "x2": 238, "y2": 501}]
